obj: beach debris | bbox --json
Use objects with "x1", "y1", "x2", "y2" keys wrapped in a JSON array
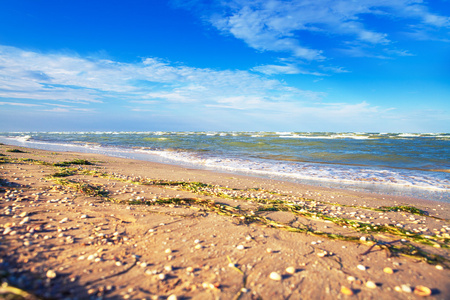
[
  {"x1": 365, "y1": 281, "x2": 377, "y2": 289},
  {"x1": 167, "y1": 295, "x2": 177, "y2": 300},
  {"x1": 236, "y1": 244, "x2": 245, "y2": 250},
  {"x1": 165, "y1": 248, "x2": 172, "y2": 253},
  {"x1": 435, "y1": 265, "x2": 443, "y2": 270},
  {"x1": 269, "y1": 272, "x2": 282, "y2": 281},
  {"x1": 285, "y1": 266, "x2": 296, "y2": 274},
  {"x1": 414, "y1": 285, "x2": 432, "y2": 297},
  {"x1": 383, "y1": 267, "x2": 394, "y2": 274},
  {"x1": 340, "y1": 286, "x2": 354, "y2": 296},
  {"x1": 266, "y1": 248, "x2": 273, "y2": 253}
]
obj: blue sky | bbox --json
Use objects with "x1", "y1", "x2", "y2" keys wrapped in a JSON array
[{"x1": 0, "y1": 0, "x2": 449, "y2": 132}]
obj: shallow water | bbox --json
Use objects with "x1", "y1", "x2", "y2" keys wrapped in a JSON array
[{"x1": 1, "y1": 131, "x2": 449, "y2": 202}]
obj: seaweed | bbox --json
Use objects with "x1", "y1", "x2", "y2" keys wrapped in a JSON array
[
  {"x1": 54, "y1": 159, "x2": 93, "y2": 167},
  {"x1": 6, "y1": 149, "x2": 26, "y2": 153}
]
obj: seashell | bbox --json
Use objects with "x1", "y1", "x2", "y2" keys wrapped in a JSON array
[
  {"x1": 365, "y1": 281, "x2": 377, "y2": 289},
  {"x1": 401, "y1": 284, "x2": 412, "y2": 293},
  {"x1": 340, "y1": 286, "x2": 354, "y2": 295},
  {"x1": 236, "y1": 245, "x2": 245, "y2": 250},
  {"x1": 414, "y1": 285, "x2": 432, "y2": 297},
  {"x1": 357, "y1": 265, "x2": 366, "y2": 271},
  {"x1": 158, "y1": 273, "x2": 166, "y2": 280},
  {"x1": 435, "y1": 265, "x2": 443, "y2": 270},
  {"x1": 285, "y1": 266, "x2": 296, "y2": 274},
  {"x1": 186, "y1": 267, "x2": 194, "y2": 273},
  {"x1": 194, "y1": 244, "x2": 203, "y2": 250},
  {"x1": 59, "y1": 217, "x2": 68, "y2": 223},
  {"x1": 269, "y1": 272, "x2": 282, "y2": 281},
  {"x1": 383, "y1": 267, "x2": 394, "y2": 274},
  {"x1": 165, "y1": 248, "x2": 172, "y2": 253},
  {"x1": 46, "y1": 270, "x2": 57, "y2": 279}
]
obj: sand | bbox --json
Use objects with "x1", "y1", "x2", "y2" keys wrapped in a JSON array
[{"x1": 0, "y1": 144, "x2": 449, "y2": 300}]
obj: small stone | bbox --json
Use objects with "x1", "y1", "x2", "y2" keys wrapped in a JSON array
[
  {"x1": 46, "y1": 270, "x2": 57, "y2": 279},
  {"x1": 165, "y1": 248, "x2": 172, "y2": 253},
  {"x1": 115, "y1": 261, "x2": 122, "y2": 266},
  {"x1": 414, "y1": 285, "x2": 432, "y2": 297},
  {"x1": 59, "y1": 217, "x2": 68, "y2": 223},
  {"x1": 236, "y1": 245, "x2": 245, "y2": 250},
  {"x1": 194, "y1": 244, "x2": 203, "y2": 250},
  {"x1": 269, "y1": 272, "x2": 282, "y2": 281},
  {"x1": 266, "y1": 248, "x2": 273, "y2": 253},
  {"x1": 365, "y1": 281, "x2": 377, "y2": 289},
  {"x1": 186, "y1": 266, "x2": 194, "y2": 273},
  {"x1": 435, "y1": 265, "x2": 443, "y2": 270},
  {"x1": 285, "y1": 266, "x2": 296, "y2": 274},
  {"x1": 347, "y1": 276, "x2": 356, "y2": 282},
  {"x1": 167, "y1": 295, "x2": 177, "y2": 300},
  {"x1": 394, "y1": 286, "x2": 402, "y2": 292},
  {"x1": 80, "y1": 214, "x2": 88, "y2": 219},
  {"x1": 340, "y1": 286, "x2": 354, "y2": 295},
  {"x1": 383, "y1": 267, "x2": 394, "y2": 274}
]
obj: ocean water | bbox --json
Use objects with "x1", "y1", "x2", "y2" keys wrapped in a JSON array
[{"x1": 0, "y1": 132, "x2": 449, "y2": 202}]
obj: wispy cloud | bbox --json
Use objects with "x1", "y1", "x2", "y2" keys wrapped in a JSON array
[
  {"x1": 0, "y1": 44, "x2": 324, "y2": 112},
  {"x1": 0, "y1": 101, "x2": 41, "y2": 107},
  {"x1": 175, "y1": 0, "x2": 450, "y2": 60}
]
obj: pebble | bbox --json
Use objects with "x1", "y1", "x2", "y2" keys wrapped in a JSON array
[
  {"x1": 383, "y1": 267, "x2": 394, "y2": 274},
  {"x1": 435, "y1": 265, "x2": 443, "y2": 270},
  {"x1": 194, "y1": 244, "x2": 203, "y2": 250},
  {"x1": 59, "y1": 217, "x2": 68, "y2": 223},
  {"x1": 236, "y1": 245, "x2": 245, "y2": 250},
  {"x1": 80, "y1": 214, "x2": 88, "y2": 219},
  {"x1": 365, "y1": 281, "x2": 377, "y2": 289},
  {"x1": 269, "y1": 272, "x2": 282, "y2": 281},
  {"x1": 167, "y1": 295, "x2": 177, "y2": 300}
]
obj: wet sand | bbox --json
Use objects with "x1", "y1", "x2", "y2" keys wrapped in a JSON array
[{"x1": 0, "y1": 144, "x2": 449, "y2": 299}]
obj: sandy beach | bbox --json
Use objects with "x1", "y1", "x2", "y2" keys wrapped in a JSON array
[{"x1": 0, "y1": 144, "x2": 449, "y2": 300}]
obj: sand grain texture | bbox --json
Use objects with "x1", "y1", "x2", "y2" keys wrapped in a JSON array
[{"x1": 0, "y1": 145, "x2": 449, "y2": 299}]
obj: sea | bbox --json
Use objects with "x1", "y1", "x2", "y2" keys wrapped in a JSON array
[{"x1": 0, "y1": 132, "x2": 449, "y2": 202}]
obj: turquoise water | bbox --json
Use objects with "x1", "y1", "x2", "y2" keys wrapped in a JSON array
[{"x1": 1, "y1": 132, "x2": 449, "y2": 202}]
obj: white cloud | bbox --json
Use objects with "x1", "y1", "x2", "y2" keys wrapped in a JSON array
[
  {"x1": 0, "y1": 101, "x2": 40, "y2": 107},
  {"x1": 0, "y1": 44, "x2": 324, "y2": 112},
  {"x1": 179, "y1": 0, "x2": 450, "y2": 60},
  {"x1": 252, "y1": 64, "x2": 325, "y2": 76}
]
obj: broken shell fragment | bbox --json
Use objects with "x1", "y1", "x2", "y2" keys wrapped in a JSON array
[
  {"x1": 365, "y1": 281, "x2": 377, "y2": 289},
  {"x1": 340, "y1": 286, "x2": 354, "y2": 296},
  {"x1": 414, "y1": 285, "x2": 432, "y2": 297},
  {"x1": 285, "y1": 266, "x2": 296, "y2": 274},
  {"x1": 269, "y1": 272, "x2": 282, "y2": 281}
]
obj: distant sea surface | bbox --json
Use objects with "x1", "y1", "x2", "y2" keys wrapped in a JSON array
[{"x1": 1, "y1": 132, "x2": 449, "y2": 202}]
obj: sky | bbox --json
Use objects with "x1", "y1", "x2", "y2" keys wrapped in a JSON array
[{"x1": 0, "y1": 0, "x2": 449, "y2": 133}]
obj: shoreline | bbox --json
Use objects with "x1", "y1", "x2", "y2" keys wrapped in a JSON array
[
  {"x1": 0, "y1": 144, "x2": 449, "y2": 299},
  {"x1": 0, "y1": 136, "x2": 448, "y2": 203}
]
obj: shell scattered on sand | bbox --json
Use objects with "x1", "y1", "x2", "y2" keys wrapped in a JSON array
[
  {"x1": 414, "y1": 285, "x2": 432, "y2": 297},
  {"x1": 285, "y1": 266, "x2": 296, "y2": 274},
  {"x1": 269, "y1": 272, "x2": 282, "y2": 281},
  {"x1": 366, "y1": 281, "x2": 377, "y2": 289},
  {"x1": 340, "y1": 286, "x2": 354, "y2": 295},
  {"x1": 383, "y1": 267, "x2": 394, "y2": 274},
  {"x1": 357, "y1": 264, "x2": 366, "y2": 271}
]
